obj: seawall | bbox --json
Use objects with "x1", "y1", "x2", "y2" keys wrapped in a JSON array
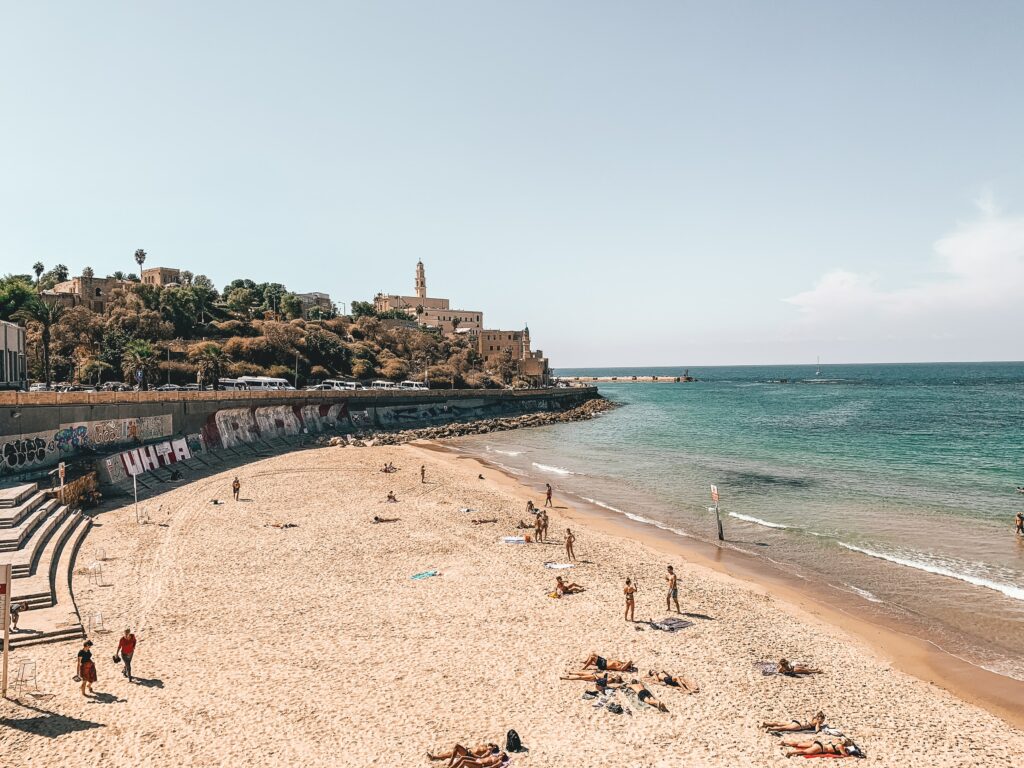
[{"x1": 0, "y1": 387, "x2": 598, "y2": 485}]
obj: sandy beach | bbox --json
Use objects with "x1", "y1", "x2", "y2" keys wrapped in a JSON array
[{"x1": 2, "y1": 442, "x2": 1023, "y2": 767}]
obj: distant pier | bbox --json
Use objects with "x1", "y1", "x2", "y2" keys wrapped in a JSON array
[{"x1": 557, "y1": 374, "x2": 695, "y2": 383}]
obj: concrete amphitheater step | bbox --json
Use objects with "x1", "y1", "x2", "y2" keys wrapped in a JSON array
[
  {"x1": 0, "y1": 483, "x2": 38, "y2": 509},
  {"x1": 0, "y1": 489, "x2": 48, "y2": 529},
  {"x1": 0, "y1": 498, "x2": 61, "y2": 552},
  {"x1": 4, "y1": 504, "x2": 73, "y2": 581}
]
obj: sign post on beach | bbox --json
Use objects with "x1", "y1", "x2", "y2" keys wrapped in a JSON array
[
  {"x1": 1, "y1": 563, "x2": 10, "y2": 697},
  {"x1": 58, "y1": 461, "x2": 66, "y2": 504},
  {"x1": 710, "y1": 485, "x2": 724, "y2": 541}
]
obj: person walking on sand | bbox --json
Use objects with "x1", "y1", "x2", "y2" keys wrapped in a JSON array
[
  {"x1": 232, "y1": 477, "x2": 240, "y2": 501},
  {"x1": 624, "y1": 578, "x2": 637, "y2": 622},
  {"x1": 77, "y1": 640, "x2": 97, "y2": 696},
  {"x1": 665, "y1": 565, "x2": 680, "y2": 613},
  {"x1": 534, "y1": 510, "x2": 544, "y2": 543},
  {"x1": 545, "y1": 483, "x2": 553, "y2": 507},
  {"x1": 116, "y1": 628, "x2": 137, "y2": 682},
  {"x1": 421, "y1": 465, "x2": 426, "y2": 483},
  {"x1": 565, "y1": 528, "x2": 576, "y2": 561}
]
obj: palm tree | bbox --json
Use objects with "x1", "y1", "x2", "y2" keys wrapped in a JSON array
[
  {"x1": 82, "y1": 266, "x2": 94, "y2": 279},
  {"x1": 189, "y1": 342, "x2": 230, "y2": 390},
  {"x1": 14, "y1": 297, "x2": 66, "y2": 389},
  {"x1": 134, "y1": 248, "x2": 147, "y2": 274},
  {"x1": 111, "y1": 270, "x2": 126, "y2": 281},
  {"x1": 121, "y1": 339, "x2": 157, "y2": 391},
  {"x1": 32, "y1": 262, "x2": 44, "y2": 283}
]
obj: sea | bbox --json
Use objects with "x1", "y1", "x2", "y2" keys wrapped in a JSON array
[{"x1": 449, "y1": 362, "x2": 1024, "y2": 680}]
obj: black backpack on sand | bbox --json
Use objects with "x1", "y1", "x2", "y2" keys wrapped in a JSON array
[{"x1": 505, "y1": 729, "x2": 523, "y2": 753}]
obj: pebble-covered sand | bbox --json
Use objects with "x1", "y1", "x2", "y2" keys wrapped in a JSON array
[{"x1": 1, "y1": 444, "x2": 1022, "y2": 767}]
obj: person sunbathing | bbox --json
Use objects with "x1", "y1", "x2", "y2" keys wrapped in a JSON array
[
  {"x1": 560, "y1": 671, "x2": 624, "y2": 683},
  {"x1": 555, "y1": 576, "x2": 585, "y2": 596},
  {"x1": 372, "y1": 516, "x2": 399, "y2": 523},
  {"x1": 777, "y1": 658, "x2": 822, "y2": 676},
  {"x1": 448, "y1": 752, "x2": 508, "y2": 768},
  {"x1": 626, "y1": 679, "x2": 668, "y2": 712},
  {"x1": 782, "y1": 736, "x2": 861, "y2": 758},
  {"x1": 471, "y1": 518, "x2": 498, "y2": 525},
  {"x1": 386, "y1": 491, "x2": 398, "y2": 503},
  {"x1": 761, "y1": 711, "x2": 826, "y2": 733},
  {"x1": 581, "y1": 654, "x2": 634, "y2": 672},
  {"x1": 646, "y1": 670, "x2": 699, "y2": 693},
  {"x1": 516, "y1": 520, "x2": 534, "y2": 529},
  {"x1": 427, "y1": 743, "x2": 499, "y2": 762}
]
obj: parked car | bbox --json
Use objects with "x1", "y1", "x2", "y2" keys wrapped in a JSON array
[
  {"x1": 370, "y1": 380, "x2": 398, "y2": 390},
  {"x1": 305, "y1": 383, "x2": 333, "y2": 391},
  {"x1": 322, "y1": 379, "x2": 364, "y2": 391},
  {"x1": 155, "y1": 384, "x2": 182, "y2": 392},
  {"x1": 29, "y1": 382, "x2": 50, "y2": 392},
  {"x1": 182, "y1": 383, "x2": 201, "y2": 391},
  {"x1": 399, "y1": 380, "x2": 429, "y2": 391}
]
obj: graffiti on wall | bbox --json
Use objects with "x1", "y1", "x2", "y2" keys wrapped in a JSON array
[
  {"x1": 119, "y1": 438, "x2": 193, "y2": 477},
  {"x1": 2, "y1": 433, "x2": 54, "y2": 472}
]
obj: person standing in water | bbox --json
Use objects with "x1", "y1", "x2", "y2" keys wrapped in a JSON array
[
  {"x1": 624, "y1": 578, "x2": 637, "y2": 622},
  {"x1": 1016, "y1": 510, "x2": 1024, "y2": 536},
  {"x1": 232, "y1": 477, "x2": 241, "y2": 501},
  {"x1": 665, "y1": 565, "x2": 680, "y2": 613},
  {"x1": 545, "y1": 483, "x2": 553, "y2": 507}
]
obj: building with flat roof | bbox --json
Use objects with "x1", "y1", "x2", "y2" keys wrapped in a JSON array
[
  {"x1": 141, "y1": 267, "x2": 181, "y2": 286},
  {"x1": 375, "y1": 261, "x2": 483, "y2": 333},
  {"x1": 478, "y1": 325, "x2": 549, "y2": 386},
  {"x1": 1, "y1": 320, "x2": 28, "y2": 391},
  {"x1": 47, "y1": 274, "x2": 126, "y2": 313},
  {"x1": 296, "y1": 292, "x2": 334, "y2": 316}
]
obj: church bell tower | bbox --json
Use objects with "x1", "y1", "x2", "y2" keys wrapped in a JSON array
[{"x1": 415, "y1": 260, "x2": 427, "y2": 299}]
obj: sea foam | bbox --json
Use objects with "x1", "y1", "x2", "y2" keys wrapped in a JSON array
[{"x1": 728, "y1": 512, "x2": 789, "y2": 529}]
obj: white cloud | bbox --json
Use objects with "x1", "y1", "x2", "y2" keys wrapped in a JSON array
[{"x1": 784, "y1": 199, "x2": 1024, "y2": 343}]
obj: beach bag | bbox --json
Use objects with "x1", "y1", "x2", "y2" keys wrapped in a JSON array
[
  {"x1": 505, "y1": 729, "x2": 523, "y2": 753},
  {"x1": 112, "y1": 655, "x2": 121, "y2": 664}
]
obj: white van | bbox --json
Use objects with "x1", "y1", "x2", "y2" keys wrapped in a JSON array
[
  {"x1": 371, "y1": 380, "x2": 398, "y2": 390},
  {"x1": 323, "y1": 379, "x2": 364, "y2": 391},
  {"x1": 218, "y1": 378, "x2": 250, "y2": 390},
  {"x1": 237, "y1": 376, "x2": 291, "y2": 390},
  {"x1": 399, "y1": 380, "x2": 429, "y2": 391}
]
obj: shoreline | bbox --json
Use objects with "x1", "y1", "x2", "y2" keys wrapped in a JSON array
[{"x1": 412, "y1": 439, "x2": 1024, "y2": 730}]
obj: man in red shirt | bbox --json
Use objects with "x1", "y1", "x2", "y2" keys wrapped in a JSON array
[{"x1": 117, "y1": 628, "x2": 137, "y2": 682}]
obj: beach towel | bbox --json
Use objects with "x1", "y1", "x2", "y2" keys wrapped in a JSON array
[
  {"x1": 754, "y1": 661, "x2": 777, "y2": 676},
  {"x1": 544, "y1": 562, "x2": 574, "y2": 569},
  {"x1": 502, "y1": 536, "x2": 527, "y2": 544},
  {"x1": 410, "y1": 570, "x2": 440, "y2": 580},
  {"x1": 547, "y1": 591, "x2": 561, "y2": 599},
  {"x1": 647, "y1": 617, "x2": 694, "y2": 632}
]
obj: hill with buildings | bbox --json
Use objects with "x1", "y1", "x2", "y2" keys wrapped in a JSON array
[{"x1": 0, "y1": 255, "x2": 548, "y2": 391}]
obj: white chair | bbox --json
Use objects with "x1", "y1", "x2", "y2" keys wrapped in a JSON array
[
  {"x1": 94, "y1": 547, "x2": 107, "y2": 561},
  {"x1": 87, "y1": 561, "x2": 106, "y2": 586},
  {"x1": 88, "y1": 611, "x2": 110, "y2": 634},
  {"x1": 12, "y1": 659, "x2": 38, "y2": 697}
]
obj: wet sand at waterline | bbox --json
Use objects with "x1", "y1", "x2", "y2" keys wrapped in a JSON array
[{"x1": 2, "y1": 444, "x2": 1023, "y2": 767}]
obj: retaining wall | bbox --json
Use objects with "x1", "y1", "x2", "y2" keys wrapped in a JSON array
[{"x1": 0, "y1": 387, "x2": 597, "y2": 484}]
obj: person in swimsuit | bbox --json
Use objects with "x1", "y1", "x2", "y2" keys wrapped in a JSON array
[
  {"x1": 544, "y1": 483, "x2": 553, "y2": 507},
  {"x1": 665, "y1": 565, "x2": 680, "y2": 613},
  {"x1": 540, "y1": 510, "x2": 549, "y2": 541},
  {"x1": 564, "y1": 528, "x2": 576, "y2": 561},
  {"x1": 560, "y1": 671, "x2": 625, "y2": 684},
  {"x1": 232, "y1": 477, "x2": 240, "y2": 501},
  {"x1": 427, "y1": 743, "x2": 499, "y2": 762},
  {"x1": 761, "y1": 711, "x2": 826, "y2": 733},
  {"x1": 646, "y1": 670, "x2": 699, "y2": 693},
  {"x1": 447, "y1": 752, "x2": 508, "y2": 768},
  {"x1": 627, "y1": 680, "x2": 668, "y2": 712},
  {"x1": 555, "y1": 576, "x2": 585, "y2": 596},
  {"x1": 534, "y1": 511, "x2": 544, "y2": 543},
  {"x1": 1015, "y1": 510, "x2": 1024, "y2": 535},
  {"x1": 777, "y1": 658, "x2": 822, "y2": 676},
  {"x1": 386, "y1": 491, "x2": 398, "y2": 503},
  {"x1": 624, "y1": 578, "x2": 637, "y2": 622},
  {"x1": 581, "y1": 653, "x2": 633, "y2": 672},
  {"x1": 526, "y1": 500, "x2": 537, "y2": 515},
  {"x1": 782, "y1": 736, "x2": 859, "y2": 758},
  {"x1": 471, "y1": 518, "x2": 498, "y2": 525},
  {"x1": 76, "y1": 639, "x2": 97, "y2": 696}
]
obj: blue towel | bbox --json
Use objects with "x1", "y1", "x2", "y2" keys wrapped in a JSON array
[{"x1": 410, "y1": 570, "x2": 440, "y2": 580}]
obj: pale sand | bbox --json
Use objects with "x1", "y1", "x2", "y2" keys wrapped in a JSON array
[{"x1": 2, "y1": 443, "x2": 1023, "y2": 767}]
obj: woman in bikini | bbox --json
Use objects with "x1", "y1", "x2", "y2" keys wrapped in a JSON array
[
  {"x1": 626, "y1": 680, "x2": 668, "y2": 712},
  {"x1": 624, "y1": 578, "x2": 637, "y2": 622},
  {"x1": 555, "y1": 576, "x2": 585, "y2": 596},
  {"x1": 565, "y1": 528, "x2": 576, "y2": 561},
  {"x1": 448, "y1": 752, "x2": 508, "y2": 768},
  {"x1": 581, "y1": 653, "x2": 634, "y2": 672},
  {"x1": 427, "y1": 743, "x2": 499, "y2": 762},
  {"x1": 646, "y1": 670, "x2": 699, "y2": 693},
  {"x1": 777, "y1": 658, "x2": 822, "y2": 676},
  {"x1": 761, "y1": 711, "x2": 826, "y2": 733},
  {"x1": 782, "y1": 736, "x2": 860, "y2": 758},
  {"x1": 560, "y1": 671, "x2": 625, "y2": 683}
]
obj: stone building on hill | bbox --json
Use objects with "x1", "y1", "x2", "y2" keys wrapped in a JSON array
[
  {"x1": 374, "y1": 261, "x2": 483, "y2": 334},
  {"x1": 478, "y1": 326, "x2": 550, "y2": 386},
  {"x1": 47, "y1": 274, "x2": 125, "y2": 313},
  {"x1": 141, "y1": 267, "x2": 181, "y2": 286}
]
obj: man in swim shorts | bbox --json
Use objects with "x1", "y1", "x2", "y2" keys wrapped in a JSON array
[{"x1": 665, "y1": 565, "x2": 680, "y2": 613}]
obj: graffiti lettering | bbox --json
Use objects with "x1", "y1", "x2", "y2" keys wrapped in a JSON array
[{"x1": 2, "y1": 438, "x2": 49, "y2": 469}]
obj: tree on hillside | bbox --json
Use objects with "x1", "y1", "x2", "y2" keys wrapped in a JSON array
[
  {"x1": 180, "y1": 270, "x2": 193, "y2": 285},
  {"x1": 134, "y1": 248, "x2": 147, "y2": 272},
  {"x1": 226, "y1": 287, "x2": 258, "y2": 314},
  {"x1": 37, "y1": 264, "x2": 69, "y2": 290},
  {"x1": 32, "y1": 262, "x2": 44, "y2": 283},
  {"x1": 111, "y1": 271, "x2": 126, "y2": 281},
  {"x1": 121, "y1": 339, "x2": 158, "y2": 390},
  {"x1": 189, "y1": 342, "x2": 230, "y2": 389},
  {"x1": 0, "y1": 275, "x2": 35, "y2": 321},
  {"x1": 14, "y1": 297, "x2": 66, "y2": 389},
  {"x1": 495, "y1": 347, "x2": 518, "y2": 385},
  {"x1": 82, "y1": 266, "x2": 94, "y2": 279},
  {"x1": 80, "y1": 358, "x2": 112, "y2": 386},
  {"x1": 280, "y1": 292, "x2": 304, "y2": 320},
  {"x1": 350, "y1": 300, "x2": 377, "y2": 319}
]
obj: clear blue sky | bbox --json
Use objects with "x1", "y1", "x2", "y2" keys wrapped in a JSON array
[{"x1": 3, "y1": 2, "x2": 1023, "y2": 366}]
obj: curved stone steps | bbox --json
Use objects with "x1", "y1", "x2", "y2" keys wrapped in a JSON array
[
  {"x1": 4, "y1": 504, "x2": 70, "y2": 579},
  {"x1": 0, "y1": 483, "x2": 37, "y2": 509},
  {"x1": 0, "y1": 497, "x2": 61, "y2": 552},
  {"x1": 0, "y1": 489, "x2": 49, "y2": 528}
]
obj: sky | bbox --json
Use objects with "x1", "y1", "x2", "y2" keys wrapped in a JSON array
[{"x1": 2, "y1": 1, "x2": 1023, "y2": 367}]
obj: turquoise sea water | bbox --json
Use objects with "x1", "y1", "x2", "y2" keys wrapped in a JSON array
[{"x1": 452, "y1": 362, "x2": 1024, "y2": 679}]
